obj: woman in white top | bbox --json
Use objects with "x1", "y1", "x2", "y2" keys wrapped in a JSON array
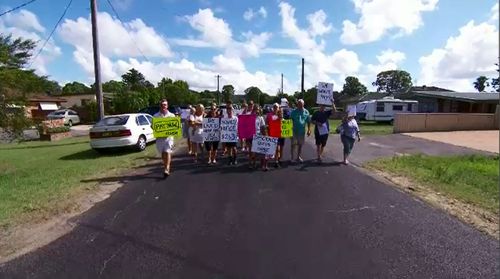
[
  {"x1": 248, "y1": 105, "x2": 265, "y2": 169},
  {"x1": 189, "y1": 104, "x2": 205, "y2": 163}
]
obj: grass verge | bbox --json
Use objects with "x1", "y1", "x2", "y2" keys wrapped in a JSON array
[
  {"x1": 365, "y1": 154, "x2": 499, "y2": 214},
  {"x1": 0, "y1": 137, "x2": 158, "y2": 228},
  {"x1": 328, "y1": 119, "x2": 393, "y2": 135}
]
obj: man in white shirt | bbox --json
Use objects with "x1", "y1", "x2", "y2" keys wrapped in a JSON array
[{"x1": 154, "y1": 99, "x2": 175, "y2": 178}]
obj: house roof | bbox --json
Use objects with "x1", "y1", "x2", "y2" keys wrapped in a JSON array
[
  {"x1": 29, "y1": 95, "x2": 67, "y2": 102},
  {"x1": 412, "y1": 91, "x2": 499, "y2": 102},
  {"x1": 410, "y1": 86, "x2": 454, "y2": 92}
]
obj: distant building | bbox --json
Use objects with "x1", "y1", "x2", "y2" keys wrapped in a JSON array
[
  {"x1": 396, "y1": 91, "x2": 499, "y2": 113},
  {"x1": 25, "y1": 95, "x2": 67, "y2": 122}
]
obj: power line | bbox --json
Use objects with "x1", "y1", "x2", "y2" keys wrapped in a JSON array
[
  {"x1": 105, "y1": 0, "x2": 150, "y2": 62},
  {"x1": 0, "y1": 0, "x2": 37, "y2": 17},
  {"x1": 28, "y1": 0, "x2": 73, "y2": 68}
]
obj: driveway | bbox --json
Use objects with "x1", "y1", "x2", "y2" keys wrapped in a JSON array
[{"x1": 0, "y1": 139, "x2": 497, "y2": 278}]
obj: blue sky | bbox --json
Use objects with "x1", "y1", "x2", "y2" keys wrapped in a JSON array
[{"x1": 0, "y1": 0, "x2": 498, "y2": 94}]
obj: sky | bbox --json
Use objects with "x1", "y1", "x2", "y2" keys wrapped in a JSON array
[{"x1": 0, "y1": 0, "x2": 498, "y2": 94}]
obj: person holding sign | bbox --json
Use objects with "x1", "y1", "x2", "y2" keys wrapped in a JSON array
[
  {"x1": 204, "y1": 102, "x2": 221, "y2": 165},
  {"x1": 311, "y1": 99, "x2": 337, "y2": 163},
  {"x1": 154, "y1": 99, "x2": 176, "y2": 178},
  {"x1": 266, "y1": 103, "x2": 285, "y2": 168},
  {"x1": 189, "y1": 104, "x2": 205, "y2": 163},
  {"x1": 223, "y1": 105, "x2": 239, "y2": 165},
  {"x1": 336, "y1": 115, "x2": 361, "y2": 165},
  {"x1": 290, "y1": 99, "x2": 311, "y2": 163},
  {"x1": 248, "y1": 105, "x2": 266, "y2": 169}
]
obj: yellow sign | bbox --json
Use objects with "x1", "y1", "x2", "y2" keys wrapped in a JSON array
[
  {"x1": 152, "y1": 117, "x2": 182, "y2": 138},
  {"x1": 281, "y1": 119, "x2": 293, "y2": 138}
]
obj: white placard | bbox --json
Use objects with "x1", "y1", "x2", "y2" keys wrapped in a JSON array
[
  {"x1": 318, "y1": 122, "x2": 329, "y2": 136},
  {"x1": 180, "y1": 109, "x2": 191, "y2": 119},
  {"x1": 347, "y1": 105, "x2": 357, "y2": 116},
  {"x1": 220, "y1": 117, "x2": 238, "y2": 142},
  {"x1": 202, "y1": 118, "x2": 220, "y2": 141},
  {"x1": 316, "y1": 82, "x2": 334, "y2": 105},
  {"x1": 251, "y1": 135, "x2": 278, "y2": 156}
]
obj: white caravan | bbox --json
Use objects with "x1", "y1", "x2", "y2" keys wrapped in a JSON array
[{"x1": 356, "y1": 97, "x2": 418, "y2": 123}]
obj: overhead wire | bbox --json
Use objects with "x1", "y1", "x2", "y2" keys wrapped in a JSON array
[
  {"x1": 105, "y1": 0, "x2": 151, "y2": 62},
  {"x1": 28, "y1": 0, "x2": 73, "y2": 69},
  {"x1": 0, "y1": 0, "x2": 37, "y2": 17}
]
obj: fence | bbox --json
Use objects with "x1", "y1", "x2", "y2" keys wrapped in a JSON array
[{"x1": 394, "y1": 113, "x2": 499, "y2": 133}]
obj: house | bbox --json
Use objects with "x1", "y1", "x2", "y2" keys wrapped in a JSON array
[
  {"x1": 60, "y1": 94, "x2": 96, "y2": 108},
  {"x1": 25, "y1": 95, "x2": 67, "y2": 122},
  {"x1": 396, "y1": 91, "x2": 499, "y2": 113}
]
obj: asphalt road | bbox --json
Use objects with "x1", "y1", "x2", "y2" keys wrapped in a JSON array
[{"x1": 0, "y1": 139, "x2": 498, "y2": 278}]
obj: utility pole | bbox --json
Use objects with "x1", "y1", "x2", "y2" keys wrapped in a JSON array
[
  {"x1": 281, "y1": 73, "x2": 284, "y2": 94},
  {"x1": 91, "y1": 0, "x2": 104, "y2": 120},
  {"x1": 215, "y1": 74, "x2": 221, "y2": 104},
  {"x1": 301, "y1": 58, "x2": 305, "y2": 99}
]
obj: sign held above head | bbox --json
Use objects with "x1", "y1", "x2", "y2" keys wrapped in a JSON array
[{"x1": 316, "y1": 82, "x2": 334, "y2": 106}]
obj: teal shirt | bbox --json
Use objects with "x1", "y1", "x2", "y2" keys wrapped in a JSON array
[{"x1": 290, "y1": 108, "x2": 310, "y2": 135}]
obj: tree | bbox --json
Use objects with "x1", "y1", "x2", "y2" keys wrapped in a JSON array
[
  {"x1": 62, "y1": 81, "x2": 90, "y2": 95},
  {"x1": 121, "y1": 68, "x2": 152, "y2": 91},
  {"x1": 490, "y1": 63, "x2": 499, "y2": 93},
  {"x1": 173, "y1": 80, "x2": 189, "y2": 91},
  {"x1": 0, "y1": 34, "x2": 36, "y2": 69},
  {"x1": 473, "y1": 76, "x2": 489, "y2": 92},
  {"x1": 372, "y1": 70, "x2": 413, "y2": 94},
  {"x1": 102, "y1": 80, "x2": 126, "y2": 93},
  {"x1": 302, "y1": 87, "x2": 317, "y2": 108},
  {"x1": 222, "y1": 84, "x2": 235, "y2": 103},
  {"x1": 244, "y1": 86, "x2": 263, "y2": 105},
  {"x1": 342, "y1": 76, "x2": 368, "y2": 97}
]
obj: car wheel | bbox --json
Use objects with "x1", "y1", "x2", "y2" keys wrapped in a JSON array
[
  {"x1": 389, "y1": 119, "x2": 394, "y2": 125},
  {"x1": 136, "y1": 135, "x2": 147, "y2": 151},
  {"x1": 68, "y1": 120, "x2": 73, "y2": 127}
]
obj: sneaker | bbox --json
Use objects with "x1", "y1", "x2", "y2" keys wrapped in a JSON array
[
  {"x1": 233, "y1": 158, "x2": 238, "y2": 165},
  {"x1": 212, "y1": 159, "x2": 217, "y2": 164},
  {"x1": 297, "y1": 157, "x2": 303, "y2": 163},
  {"x1": 207, "y1": 160, "x2": 212, "y2": 165},
  {"x1": 274, "y1": 161, "x2": 280, "y2": 168}
]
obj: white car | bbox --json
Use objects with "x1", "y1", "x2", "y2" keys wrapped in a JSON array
[
  {"x1": 47, "y1": 109, "x2": 81, "y2": 126},
  {"x1": 89, "y1": 113, "x2": 155, "y2": 152}
]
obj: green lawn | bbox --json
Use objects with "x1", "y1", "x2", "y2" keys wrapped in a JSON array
[
  {"x1": 0, "y1": 137, "x2": 157, "y2": 228},
  {"x1": 328, "y1": 119, "x2": 393, "y2": 135},
  {"x1": 365, "y1": 154, "x2": 499, "y2": 214}
]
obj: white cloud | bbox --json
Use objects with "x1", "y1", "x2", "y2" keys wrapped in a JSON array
[
  {"x1": 59, "y1": 12, "x2": 173, "y2": 59},
  {"x1": 419, "y1": 20, "x2": 499, "y2": 91},
  {"x1": 243, "y1": 6, "x2": 267, "y2": 21},
  {"x1": 489, "y1": 3, "x2": 499, "y2": 22},
  {"x1": 376, "y1": 49, "x2": 406, "y2": 65},
  {"x1": 307, "y1": 10, "x2": 333, "y2": 37},
  {"x1": 184, "y1": 8, "x2": 232, "y2": 48},
  {"x1": 341, "y1": 0, "x2": 438, "y2": 45},
  {"x1": 0, "y1": 9, "x2": 60, "y2": 75}
]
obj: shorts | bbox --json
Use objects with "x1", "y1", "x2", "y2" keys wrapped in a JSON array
[
  {"x1": 204, "y1": 141, "x2": 219, "y2": 151},
  {"x1": 277, "y1": 138, "x2": 285, "y2": 146},
  {"x1": 156, "y1": 137, "x2": 174, "y2": 154},
  {"x1": 224, "y1": 142, "x2": 237, "y2": 148},
  {"x1": 315, "y1": 134, "x2": 329, "y2": 147},
  {"x1": 292, "y1": 134, "x2": 305, "y2": 145}
]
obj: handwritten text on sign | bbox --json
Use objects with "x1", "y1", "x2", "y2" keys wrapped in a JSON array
[
  {"x1": 152, "y1": 117, "x2": 182, "y2": 138},
  {"x1": 203, "y1": 118, "x2": 220, "y2": 141},
  {"x1": 281, "y1": 119, "x2": 293, "y2": 138},
  {"x1": 251, "y1": 135, "x2": 278, "y2": 156},
  {"x1": 316, "y1": 82, "x2": 334, "y2": 105},
  {"x1": 220, "y1": 117, "x2": 238, "y2": 142}
]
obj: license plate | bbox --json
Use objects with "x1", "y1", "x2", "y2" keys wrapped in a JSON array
[{"x1": 102, "y1": 132, "x2": 112, "y2": 137}]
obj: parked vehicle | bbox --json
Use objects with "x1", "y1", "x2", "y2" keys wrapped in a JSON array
[
  {"x1": 47, "y1": 109, "x2": 80, "y2": 126},
  {"x1": 89, "y1": 113, "x2": 155, "y2": 152},
  {"x1": 356, "y1": 97, "x2": 418, "y2": 123}
]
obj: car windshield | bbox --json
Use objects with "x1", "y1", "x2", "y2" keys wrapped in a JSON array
[
  {"x1": 52, "y1": 111, "x2": 65, "y2": 115},
  {"x1": 95, "y1": 116, "x2": 129, "y2": 126}
]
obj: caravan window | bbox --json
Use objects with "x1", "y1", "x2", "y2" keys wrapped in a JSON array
[
  {"x1": 407, "y1": 103, "x2": 413, "y2": 111},
  {"x1": 393, "y1": 105, "x2": 403, "y2": 111},
  {"x1": 376, "y1": 102, "x2": 385, "y2": 112}
]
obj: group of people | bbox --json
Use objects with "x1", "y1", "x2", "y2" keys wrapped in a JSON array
[{"x1": 154, "y1": 98, "x2": 361, "y2": 178}]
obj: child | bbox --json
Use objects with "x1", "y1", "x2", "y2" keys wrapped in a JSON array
[{"x1": 260, "y1": 125, "x2": 273, "y2": 171}]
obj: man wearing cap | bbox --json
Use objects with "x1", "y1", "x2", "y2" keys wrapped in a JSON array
[{"x1": 290, "y1": 99, "x2": 311, "y2": 163}]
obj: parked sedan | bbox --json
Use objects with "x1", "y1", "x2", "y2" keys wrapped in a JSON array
[
  {"x1": 89, "y1": 113, "x2": 155, "y2": 152},
  {"x1": 47, "y1": 109, "x2": 80, "y2": 126}
]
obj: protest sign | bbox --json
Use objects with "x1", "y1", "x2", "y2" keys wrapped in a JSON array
[
  {"x1": 347, "y1": 105, "x2": 357, "y2": 116},
  {"x1": 152, "y1": 117, "x2": 182, "y2": 138},
  {"x1": 281, "y1": 119, "x2": 293, "y2": 138},
  {"x1": 237, "y1": 114, "x2": 256, "y2": 139},
  {"x1": 268, "y1": 117, "x2": 281, "y2": 138},
  {"x1": 316, "y1": 82, "x2": 334, "y2": 105},
  {"x1": 202, "y1": 118, "x2": 220, "y2": 141},
  {"x1": 220, "y1": 117, "x2": 238, "y2": 142},
  {"x1": 251, "y1": 135, "x2": 278, "y2": 156}
]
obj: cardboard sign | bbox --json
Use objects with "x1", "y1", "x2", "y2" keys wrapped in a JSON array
[
  {"x1": 347, "y1": 105, "x2": 357, "y2": 116},
  {"x1": 202, "y1": 118, "x2": 220, "y2": 141},
  {"x1": 237, "y1": 114, "x2": 257, "y2": 139},
  {"x1": 281, "y1": 119, "x2": 293, "y2": 138},
  {"x1": 316, "y1": 82, "x2": 334, "y2": 105},
  {"x1": 220, "y1": 117, "x2": 238, "y2": 142},
  {"x1": 268, "y1": 117, "x2": 281, "y2": 138},
  {"x1": 152, "y1": 117, "x2": 182, "y2": 138},
  {"x1": 180, "y1": 109, "x2": 191, "y2": 119},
  {"x1": 251, "y1": 135, "x2": 278, "y2": 156}
]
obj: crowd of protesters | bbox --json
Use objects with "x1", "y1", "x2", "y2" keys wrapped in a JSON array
[{"x1": 154, "y1": 98, "x2": 361, "y2": 177}]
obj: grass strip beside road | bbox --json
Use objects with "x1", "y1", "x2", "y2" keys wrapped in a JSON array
[
  {"x1": 0, "y1": 138, "x2": 158, "y2": 228},
  {"x1": 328, "y1": 120, "x2": 393, "y2": 135},
  {"x1": 365, "y1": 154, "x2": 499, "y2": 214}
]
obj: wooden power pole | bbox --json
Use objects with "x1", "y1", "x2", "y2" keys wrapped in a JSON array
[
  {"x1": 301, "y1": 58, "x2": 305, "y2": 99},
  {"x1": 91, "y1": 0, "x2": 104, "y2": 120}
]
